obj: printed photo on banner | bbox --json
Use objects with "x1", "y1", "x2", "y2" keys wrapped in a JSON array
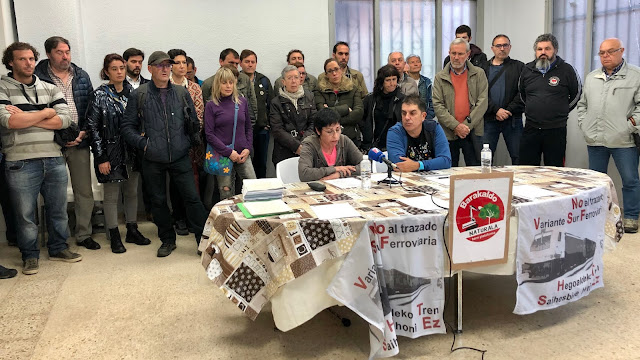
[
  {"x1": 448, "y1": 172, "x2": 514, "y2": 270},
  {"x1": 514, "y1": 186, "x2": 608, "y2": 315}
]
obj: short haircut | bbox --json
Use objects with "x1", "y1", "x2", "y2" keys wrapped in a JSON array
[
  {"x1": 534, "y1": 33, "x2": 559, "y2": 51},
  {"x1": 323, "y1": 58, "x2": 339, "y2": 72},
  {"x1": 212, "y1": 66, "x2": 240, "y2": 105},
  {"x1": 167, "y1": 49, "x2": 187, "y2": 60},
  {"x1": 240, "y1": 49, "x2": 257, "y2": 61},
  {"x1": 406, "y1": 54, "x2": 421, "y2": 62},
  {"x1": 186, "y1": 56, "x2": 195, "y2": 67},
  {"x1": 451, "y1": 38, "x2": 470, "y2": 52},
  {"x1": 222, "y1": 63, "x2": 239, "y2": 78},
  {"x1": 123, "y1": 48, "x2": 144, "y2": 61},
  {"x1": 492, "y1": 34, "x2": 511, "y2": 46},
  {"x1": 373, "y1": 64, "x2": 400, "y2": 96},
  {"x1": 2, "y1": 42, "x2": 39, "y2": 71},
  {"x1": 387, "y1": 51, "x2": 404, "y2": 63},
  {"x1": 287, "y1": 49, "x2": 304, "y2": 63},
  {"x1": 281, "y1": 64, "x2": 299, "y2": 78},
  {"x1": 219, "y1": 48, "x2": 239, "y2": 61},
  {"x1": 455, "y1": 25, "x2": 472, "y2": 38},
  {"x1": 44, "y1": 36, "x2": 70, "y2": 53},
  {"x1": 402, "y1": 94, "x2": 427, "y2": 113},
  {"x1": 313, "y1": 108, "x2": 341, "y2": 133},
  {"x1": 100, "y1": 53, "x2": 125, "y2": 80},
  {"x1": 292, "y1": 61, "x2": 304, "y2": 69},
  {"x1": 332, "y1": 41, "x2": 349, "y2": 54}
]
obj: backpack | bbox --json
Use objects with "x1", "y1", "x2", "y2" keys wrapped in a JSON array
[{"x1": 136, "y1": 83, "x2": 200, "y2": 145}]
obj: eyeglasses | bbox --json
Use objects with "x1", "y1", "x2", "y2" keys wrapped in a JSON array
[
  {"x1": 299, "y1": 71, "x2": 307, "y2": 76},
  {"x1": 285, "y1": 75, "x2": 300, "y2": 81},
  {"x1": 154, "y1": 63, "x2": 172, "y2": 70},
  {"x1": 598, "y1": 48, "x2": 622, "y2": 57},
  {"x1": 492, "y1": 43, "x2": 511, "y2": 49},
  {"x1": 326, "y1": 67, "x2": 341, "y2": 74},
  {"x1": 323, "y1": 126, "x2": 343, "y2": 136}
]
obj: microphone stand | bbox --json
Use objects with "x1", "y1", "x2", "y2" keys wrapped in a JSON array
[{"x1": 377, "y1": 163, "x2": 401, "y2": 186}]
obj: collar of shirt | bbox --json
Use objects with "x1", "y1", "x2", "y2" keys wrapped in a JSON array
[
  {"x1": 48, "y1": 64, "x2": 73, "y2": 85},
  {"x1": 170, "y1": 76, "x2": 188, "y2": 87},
  {"x1": 450, "y1": 63, "x2": 468, "y2": 76},
  {"x1": 603, "y1": 59, "x2": 625, "y2": 80},
  {"x1": 126, "y1": 75, "x2": 140, "y2": 85},
  {"x1": 344, "y1": 66, "x2": 352, "y2": 79}
]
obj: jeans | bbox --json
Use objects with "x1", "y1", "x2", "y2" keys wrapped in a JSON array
[
  {"x1": 252, "y1": 128, "x2": 270, "y2": 178},
  {"x1": 216, "y1": 157, "x2": 257, "y2": 200},
  {"x1": 0, "y1": 157, "x2": 17, "y2": 243},
  {"x1": 102, "y1": 165, "x2": 139, "y2": 229},
  {"x1": 5, "y1": 157, "x2": 69, "y2": 260},
  {"x1": 449, "y1": 133, "x2": 481, "y2": 167},
  {"x1": 588, "y1": 146, "x2": 640, "y2": 219},
  {"x1": 64, "y1": 147, "x2": 94, "y2": 240},
  {"x1": 141, "y1": 155, "x2": 208, "y2": 245},
  {"x1": 483, "y1": 117, "x2": 523, "y2": 165}
]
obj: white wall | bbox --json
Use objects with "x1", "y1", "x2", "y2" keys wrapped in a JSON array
[{"x1": 14, "y1": 0, "x2": 331, "y2": 87}]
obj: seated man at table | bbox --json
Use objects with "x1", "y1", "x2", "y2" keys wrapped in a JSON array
[
  {"x1": 387, "y1": 95, "x2": 452, "y2": 172},
  {"x1": 298, "y1": 108, "x2": 362, "y2": 182}
]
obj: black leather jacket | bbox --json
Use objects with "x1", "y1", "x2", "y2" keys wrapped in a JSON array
[
  {"x1": 269, "y1": 90, "x2": 316, "y2": 166},
  {"x1": 86, "y1": 83, "x2": 133, "y2": 183}
]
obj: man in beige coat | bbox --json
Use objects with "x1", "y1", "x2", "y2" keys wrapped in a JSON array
[
  {"x1": 318, "y1": 41, "x2": 368, "y2": 98},
  {"x1": 432, "y1": 38, "x2": 488, "y2": 167}
]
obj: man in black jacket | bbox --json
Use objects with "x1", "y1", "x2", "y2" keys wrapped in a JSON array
[
  {"x1": 34, "y1": 36, "x2": 98, "y2": 250},
  {"x1": 443, "y1": 25, "x2": 487, "y2": 68},
  {"x1": 518, "y1": 33, "x2": 582, "y2": 167},
  {"x1": 121, "y1": 51, "x2": 207, "y2": 257},
  {"x1": 480, "y1": 34, "x2": 525, "y2": 165}
]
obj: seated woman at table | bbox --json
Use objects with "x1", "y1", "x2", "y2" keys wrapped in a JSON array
[
  {"x1": 298, "y1": 108, "x2": 363, "y2": 182},
  {"x1": 204, "y1": 66, "x2": 256, "y2": 200},
  {"x1": 270, "y1": 65, "x2": 316, "y2": 167},
  {"x1": 387, "y1": 95, "x2": 452, "y2": 172}
]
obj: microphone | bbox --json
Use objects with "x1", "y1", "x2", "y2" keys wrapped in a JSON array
[{"x1": 368, "y1": 148, "x2": 397, "y2": 168}]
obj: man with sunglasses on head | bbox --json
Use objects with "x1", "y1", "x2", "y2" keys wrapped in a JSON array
[
  {"x1": 479, "y1": 34, "x2": 524, "y2": 165},
  {"x1": 577, "y1": 38, "x2": 640, "y2": 234},
  {"x1": 121, "y1": 51, "x2": 207, "y2": 257}
]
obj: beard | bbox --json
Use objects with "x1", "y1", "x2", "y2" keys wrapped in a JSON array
[
  {"x1": 535, "y1": 54, "x2": 555, "y2": 71},
  {"x1": 127, "y1": 67, "x2": 140, "y2": 77}
]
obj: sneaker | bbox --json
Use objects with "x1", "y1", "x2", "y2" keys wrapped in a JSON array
[
  {"x1": 77, "y1": 237, "x2": 101, "y2": 250},
  {"x1": 1, "y1": 264, "x2": 18, "y2": 279},
  {"x1": 50, "y1": 249, "x2": 83, "y2": 263},
  {"x1": 174, "y1": 219, "x2": 188, "y2": 236},
  {"x1": 157, "y1": 243, "x2": 177, "y2": 257},
  {"x1": 624, "y1": 218, "x2": 638, "y2": 234},
  {"x1": 22, "y1": 258, "x2": 39, "y2": 275}
]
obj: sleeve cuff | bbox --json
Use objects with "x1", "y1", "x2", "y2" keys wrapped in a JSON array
[{"x1": 419, "y1": 162, "x2": 425, "y2": 171}]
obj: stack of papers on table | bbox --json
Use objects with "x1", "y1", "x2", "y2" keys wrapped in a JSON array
[
  {"x1": 238, "y1": 199, "x2": 293, "y2": 218},
  {"x1": 242, "y1": 178, "x2": 285, "y2": 201}
]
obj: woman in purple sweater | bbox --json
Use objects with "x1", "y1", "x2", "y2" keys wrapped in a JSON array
[{"x1": 204, "y1": 66, "x2": 256, "y2": 200}]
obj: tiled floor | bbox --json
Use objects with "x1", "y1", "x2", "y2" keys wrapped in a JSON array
[{"x1": 0, "y1": 222, "x2": 638, "y2": 359}]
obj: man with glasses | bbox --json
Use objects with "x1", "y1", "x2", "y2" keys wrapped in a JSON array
[
  {"x1": 122, "y1": 51, "x2": 207, "y2": 257},
  {"x1": 388, "y1": 51, "x2": 418, "y2": 96},
  {"x1": 577, "y1": 38, "x2": 640, "y2": 234},
  {"x1": 433, "y1": 38, "x2": 488, "y2": 167},
  {"x1": 479, "y1": 34, "x2": 525, "y2": 165},
  {"x1": 518, "y1": 33, "x2": 581, "y2": 167}
]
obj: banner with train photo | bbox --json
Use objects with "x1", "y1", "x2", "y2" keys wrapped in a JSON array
[{"x1": 514, "y1": 186, "x2": 608, "y2": 315}]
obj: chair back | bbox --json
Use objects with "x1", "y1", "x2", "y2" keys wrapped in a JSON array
[{"x1": 276, "y1": 157, "x2": 301, "y2": 184}]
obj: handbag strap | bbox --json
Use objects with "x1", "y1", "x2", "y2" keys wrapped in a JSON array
[
  {"x1": 230, "y1": 103, "x2": 239, "y2": 148},
  {"x1": 488, "y1": 62, "x2": 508, "y2": 91}
]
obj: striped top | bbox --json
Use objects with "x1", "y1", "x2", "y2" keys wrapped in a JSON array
[{"x1": 0, "y1": 74, "x2": 72, "y2": 161}]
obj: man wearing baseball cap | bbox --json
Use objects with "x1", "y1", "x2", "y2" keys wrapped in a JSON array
[{"x1": 122, "y1": 51, "x2": 208, "y2": 257}]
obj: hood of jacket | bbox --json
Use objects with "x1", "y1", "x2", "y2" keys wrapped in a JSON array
[
  {"x1": 317, "y1": 74, "x2": 355, "y2": 93},
  {"x1": 34, "y1": 59, "x2": 87, "y2": 81},
  {"x1": 470, "y1": 43, "x2": 484, "y2": 57},
  {"x1": 1, "y1": 74, "x2": 41, "y2": 89}
]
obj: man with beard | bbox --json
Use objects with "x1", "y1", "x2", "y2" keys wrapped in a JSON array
[
  {"x1": 123, "y1": 48, "x2": 148, "y2": 89},
  {"x1": 34, "y1": 36, "x2": 97, "y2": 250},
  {"x1": 518, "y1": 33, "x2": 581, "y2": 166},
  {"x1": 317, "y1": 42, "x2": 368, "y2": 98}
]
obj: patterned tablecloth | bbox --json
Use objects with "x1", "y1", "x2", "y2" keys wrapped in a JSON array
[{"x1": 199, "y1": 166, "x2": 621, "y2": 326}]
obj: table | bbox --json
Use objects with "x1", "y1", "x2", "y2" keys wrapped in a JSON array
[{"x1": 199, "y1": 166, "x2": 621, "y2": 331}]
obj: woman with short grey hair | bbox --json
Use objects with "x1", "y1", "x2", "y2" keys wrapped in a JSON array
[{"x1": 269, "y1": 65, "x2": 316, "y2": 166}]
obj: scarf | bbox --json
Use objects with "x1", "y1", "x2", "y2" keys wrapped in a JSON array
[{"x1": 280, "y1": 86, "x2": 305, "y2": 110}]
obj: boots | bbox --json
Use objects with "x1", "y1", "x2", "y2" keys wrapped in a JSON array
[
  {"x1": 125, "y1": 223, "x2": 151, "y2": 245},
  {"x1": 109, "y1": 228, "x2": 126, "y2": 254}
]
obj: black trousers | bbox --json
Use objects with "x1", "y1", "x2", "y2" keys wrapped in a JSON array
[
  {"x1": 142, "y1": 155, "x2": 207, "y2": 245},
  {"x1": 449, "y1": 133, "x2": 481, "y2": 167},
  {"x1": 519, "y1": 125, "x2": 566, "y2": 167}
]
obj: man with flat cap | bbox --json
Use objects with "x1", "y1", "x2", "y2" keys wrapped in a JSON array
[{"x1": 122, "y1": 51, "x2": 208, "y2": 257}]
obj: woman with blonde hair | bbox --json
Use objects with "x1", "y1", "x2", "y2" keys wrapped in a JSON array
[{"x1": 204, "y1": 66, "x2": 255, "y2": 201}]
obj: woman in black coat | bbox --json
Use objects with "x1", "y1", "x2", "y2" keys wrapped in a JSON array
[
  {"x1": 361, "y1": 65, "x2": 405, "y2": 151},
  {"x1": 86, "y1": 53, "x2": 150, "y2": 253}
]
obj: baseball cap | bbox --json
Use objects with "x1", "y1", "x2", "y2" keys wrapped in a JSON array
[{"x1": 148, "y1": 51, "x2": 175, "y2": 66}]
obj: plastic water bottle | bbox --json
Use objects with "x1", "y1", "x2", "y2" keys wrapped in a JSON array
[
  {"x1": 481, "y1": 144, "x2": 492, "y2": 173},
  {"x1": 360, "y1": 157, "x2": 372, "y2": 189}
]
